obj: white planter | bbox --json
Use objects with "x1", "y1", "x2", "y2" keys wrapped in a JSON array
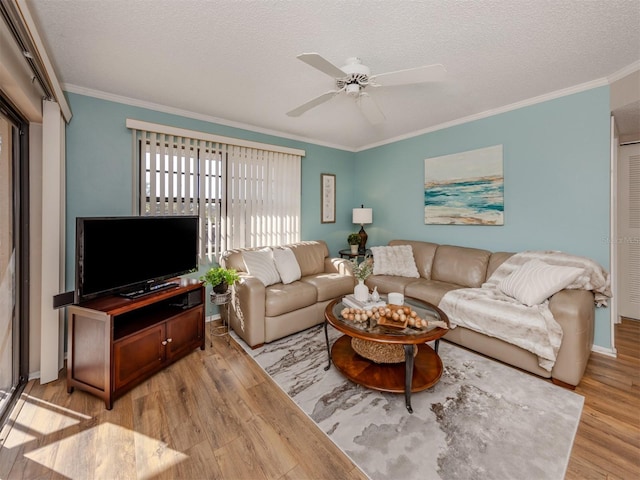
[{"x1": 350, "y1": 244, "x2": 359, "y2": 254}]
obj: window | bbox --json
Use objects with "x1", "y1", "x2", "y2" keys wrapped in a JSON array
[
  {"x1": 0, "y1": 95, "x2": 29, "y2": 427},
  {"x1": 129, "y1": 120, "x2": 304, "y2": 264}
]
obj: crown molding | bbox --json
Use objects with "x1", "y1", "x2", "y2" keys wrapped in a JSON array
[
  {"x1": 608, "y1": 60, "x2": 640, "y2": 83},
  {"x1": 62, "y1": 83, "x2": 357, "y2": 152},
  {"x1": 65, "y1": 64, "x2": 630, "y2": 154},
  {"x1": 356, "y1": 76, "x2": 610, "y2": 152}
]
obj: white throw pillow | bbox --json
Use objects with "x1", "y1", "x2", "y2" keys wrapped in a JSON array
[
  {"x1": 499, "y1": 259, "x2": 584, "y2": 306},
  {"x1": 272, "y1": 247, "x2": 302, "y2": 284},
  {"x1": 370, "y1": 245, "x2": 420, "y2": 278},
  {"x1": 242, "y1": 248, "x2": 281, "y2": 286}
]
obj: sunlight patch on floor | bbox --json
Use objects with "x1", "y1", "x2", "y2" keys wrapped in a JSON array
[
  {"x1": 2, "y1": 422, "x2": 36, "y2": 449},
  {"x1": 23, "y1": 422, "x2": 188, "y2": 479},
  {"x1": 3, "y1": 394, "x2": 92, "y2": 448}
]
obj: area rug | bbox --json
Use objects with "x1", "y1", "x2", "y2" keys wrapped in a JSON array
[{"x1": 233, "y1": 325, "x2": 584, "y2": 480}]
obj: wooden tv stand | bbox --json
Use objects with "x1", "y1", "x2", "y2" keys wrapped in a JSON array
[{"x1": 66, "y1": 280, "x2": 205, "y2": 409}]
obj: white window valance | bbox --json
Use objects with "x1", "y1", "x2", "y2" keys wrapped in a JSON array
[{"x1": 125, "y1": 119, "x2": 305, "y2": 156}]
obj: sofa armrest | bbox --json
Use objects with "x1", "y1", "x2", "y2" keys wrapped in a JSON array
[
  {"x1": 324, "y1": 257, "x2": 354, "y2": 276},
  {"x1": 227, "y1": 274, "x2": 267, "y2": 348},
  {"x1": 548, "y1": 289, "x2": 595, "y2": 386}
]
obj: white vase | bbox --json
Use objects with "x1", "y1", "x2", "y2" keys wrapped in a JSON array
[
  {"x1": 354, "y1": 279, "x2": 369, "y2": 302},
  {"x1": 350, "y1": 244, "x2": 359, "y2": 254}
]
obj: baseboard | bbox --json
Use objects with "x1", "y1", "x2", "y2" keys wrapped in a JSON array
[
  {"x1": 206, "y1": 314, "x2": 221, "y2": 323},
  {"x1": 591, "y1": 344, "x2": 617, "y2": 357}
]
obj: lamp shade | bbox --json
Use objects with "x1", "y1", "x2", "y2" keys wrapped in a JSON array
[{"x1": 352, "y1": 207, "x2": 373, "y2": 225}]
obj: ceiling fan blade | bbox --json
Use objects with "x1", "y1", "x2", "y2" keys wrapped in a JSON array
[
  {"x1": 296, "y1": 53, "x2": 346, "y2": 78},
  {"x1": 286, "y1": 90, "x2": 342, "y2": 117},
  {"x1": 357, "y1": 93, "x2": 385, "y2": 125},
  {"x1": 370, "y1": 63, "x2": 446, "y2": 87}
]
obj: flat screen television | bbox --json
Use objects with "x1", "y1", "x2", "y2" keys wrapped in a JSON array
[{"x1": 75, "y1": 215, "x2": 199, "y2": 303}]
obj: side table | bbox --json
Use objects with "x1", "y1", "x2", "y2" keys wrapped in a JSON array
[
  {"x1": 338, "y1": 249, "x2": 372, "y2": 261},
  {"x1": 210, "y1": 290, "x2": 232, "y2": 345}
]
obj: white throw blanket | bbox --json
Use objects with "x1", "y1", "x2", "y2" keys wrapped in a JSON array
[{"x1": 438, "y1": 251, "x2": 611, "y2": 371}]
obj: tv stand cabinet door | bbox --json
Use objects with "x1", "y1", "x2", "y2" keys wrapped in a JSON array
[
  {"x1": 165, "y1": 306, "x2": 205, "y2": 361},
  {"x1": 113, "y1": 324, "x2": 166, "y2": 391}
]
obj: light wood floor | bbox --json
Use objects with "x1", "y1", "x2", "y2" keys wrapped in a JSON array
[
  {"x1": 565, "y1": 318, "x2": 640, "y2": 479},
  {"x1": 1, "y1": 319, "x2": 638, "y2": 479}
]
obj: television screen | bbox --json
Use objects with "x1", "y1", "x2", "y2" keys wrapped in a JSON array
[{"x1": 75, "y1": 216, "x2": 199, "y2": 303}]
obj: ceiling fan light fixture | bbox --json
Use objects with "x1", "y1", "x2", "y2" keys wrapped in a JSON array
[
  {"x1": 345, "y1": 83, "x2": 361, "y2": 96},
  {"x1": 289, "y1": 52, "x2": 446, "y2": 123}
]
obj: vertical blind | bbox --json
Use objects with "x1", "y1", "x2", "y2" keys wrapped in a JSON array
[{"x1": 127, "y1": 120, "x2": 303, "y2": 264}]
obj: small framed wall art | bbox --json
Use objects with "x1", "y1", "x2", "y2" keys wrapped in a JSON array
[{"x1": 321, "y1": 173, "x2": 336, "y2": 223}]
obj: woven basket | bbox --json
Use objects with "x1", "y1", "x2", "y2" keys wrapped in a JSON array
[{"x1": 351, "y1": 338, "x2": 417, "y2": 364}]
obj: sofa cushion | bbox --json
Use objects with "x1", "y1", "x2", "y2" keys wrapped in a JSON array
[
  {"x1": 431, "y1": 245, "x2": 491, "y2": 288},
  {"x1": 219, "y1": 248, "x2": 250, "y2": 272},
  {"x1": 265, "y1": 281, "x2": 317, "y2": 317},
  {"x1": 300, "y1": 273, "x2": 355, "y2": 302},
  {"x1": 389, "y1": 240, "x2": 439, "y2": 279},
  {"x1": 499, "y1": 259, "x2": 584, "y2": 306},
  {"x1": 404, "y1": 279, "x2": 462, "y2": 306},
  {"x1": 365, "y1": 275, "x2": 418, "y2": 294},
  {"x1": 370, "y1": 245, "x2": 420, "y2": 277},
  {"x1": 242, "y1": 248, "x2": 281, "y2": 286},
  {"x1": 273, "y1": 247, "x2": 302, "y2": 284},
  {"x1": 289, "y1": 241, "x2": 327, "y2": 276}
]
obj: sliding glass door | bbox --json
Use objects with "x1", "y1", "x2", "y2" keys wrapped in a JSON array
[{"x1": 0, "y1": 95, "x2": 28, "y2": 426}]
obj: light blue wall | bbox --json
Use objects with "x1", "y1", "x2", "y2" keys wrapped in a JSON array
[
  {"x1": 65, "y1": 93, "x2": 356, "y2": 262},
  {"x1": 354, "y1": 86, "x2": 612, "y2": 347},
  {"x1": 64, "y1": 92, "x2": 355, "y2": 313},
  {"x1": 64, "y1": 87, "x2": 613, "y2": 347}
]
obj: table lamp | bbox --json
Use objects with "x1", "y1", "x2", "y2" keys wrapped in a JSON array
[{"x1": 352, "y1": 205, "x2": 373, "y2": 253}]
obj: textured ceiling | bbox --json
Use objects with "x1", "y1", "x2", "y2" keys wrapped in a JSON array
[{"x1": 26, "y1": 0, "x2": 640, "y2": 150}]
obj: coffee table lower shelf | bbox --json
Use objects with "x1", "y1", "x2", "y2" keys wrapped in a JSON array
[{"x1": 331, "y1": 335, "x2": 443, "y2": 408}]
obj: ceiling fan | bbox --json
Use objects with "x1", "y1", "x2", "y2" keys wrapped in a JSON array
[{"x1": 286, "y1": 53, "x2": 446, "y2": 125}]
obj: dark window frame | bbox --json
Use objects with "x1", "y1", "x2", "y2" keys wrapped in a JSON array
[{"x1": 0, "y1": 91, "x2": 30, "y2": 428}]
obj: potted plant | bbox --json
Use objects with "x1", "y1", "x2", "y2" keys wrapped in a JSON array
[
  {"x1": 351, "y1": 257, "x2": 374, "y2": 302},
  {"x1": 348, "y1": 233, "x2": 361, "y2": 254},
  {"x1": 201, "y1": 266, "x2": 240, "y2": 293}
]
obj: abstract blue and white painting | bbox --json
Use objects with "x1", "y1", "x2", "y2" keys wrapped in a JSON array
[{"x1": 424, "y1": 145, "x2": 504, "y2": 225}]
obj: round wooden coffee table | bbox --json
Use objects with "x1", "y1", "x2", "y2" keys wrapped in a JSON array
[{"x1": 324, "y1": 295, "x2": 449, "y2": 413}]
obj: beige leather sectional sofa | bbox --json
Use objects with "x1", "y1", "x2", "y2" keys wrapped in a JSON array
[
  {"x1": 221, "y1": 238, "x2": 596, "y2": 388},
  {"x1": 219, "y1": 240, "x2": 355, "y2": 348},
  {"x1": 365, "y1": 240, "x2": 595, "y2": 388}
]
